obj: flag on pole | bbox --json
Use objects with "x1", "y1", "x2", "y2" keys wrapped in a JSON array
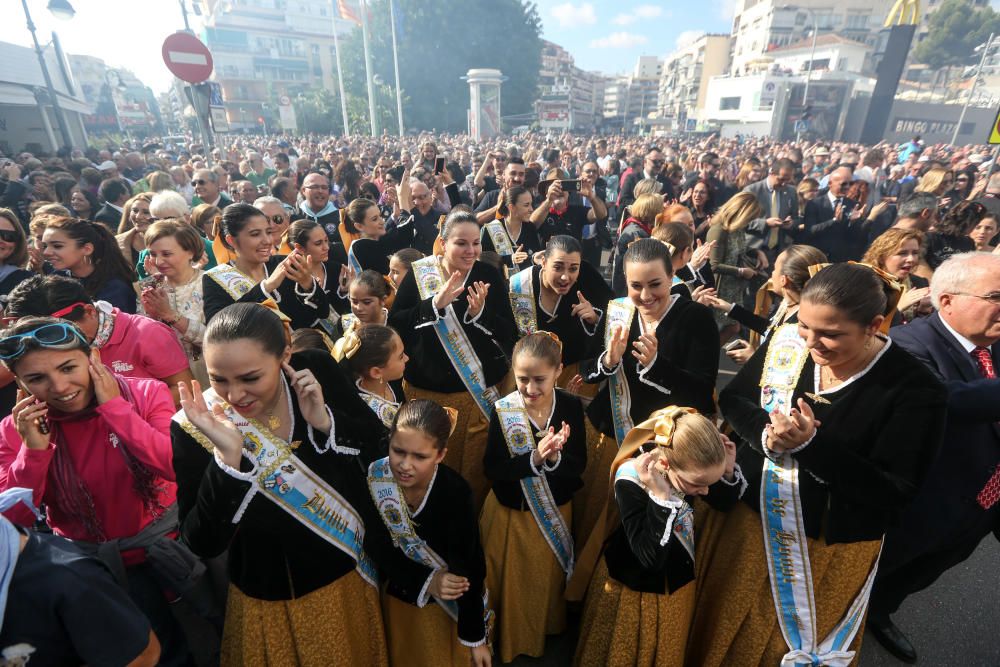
[{"x1": 338, "y1": 0, "x2": 361, "y2": 24}]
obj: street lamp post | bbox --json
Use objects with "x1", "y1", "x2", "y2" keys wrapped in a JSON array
[
  {"x1": 952, "y1": 33, "x2": 995, "y2": 146},
  {"x1": 20, "y1": 0, "x2": 76, "y2": 150},
  {"x1": 781, "y1": 4, "x2": 818, "y2": 142}
]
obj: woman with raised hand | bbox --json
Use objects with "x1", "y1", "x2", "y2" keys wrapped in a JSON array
[
  {"x1": 285, "y1": 217, "x2": 351, "y2": 324},
  {"x1": 0, "y1": 316, "x2": 192, "y2": 664},
  {"x1": 371, "y1": 399, "x2": 491, "y2": 667},
  {"x1": 202, "y1": 203, "x2": 330, "y2": 329},
  {"x1": 116, "y1": 193, "x2": 155, "y2": 268},
  {"x1": 507, "y1": 235, "x2": 611, "y2": 397},
  {"x1": 568, "y1": 238, "x2": 719, "y2": 602},
  {"x1": 343, "y1": 197, "x2": 413, "y2": 276},
  {"x1": 172, "y1": 303, "x2": 425, "y2": 666},
  {"x1": 389, "y1": 210, "x2": 516, "y2": 509},
  {"x1": 862, "y1": 228, "x2": 932, "y2": 326},
  {"x1": 575, "y1": 406, "x2": 742, "y2": 667},
  {"x1": 687, "y1": 263, "x2": 947, "y2": 666}
]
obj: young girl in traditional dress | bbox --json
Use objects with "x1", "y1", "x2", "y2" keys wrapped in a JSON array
[
  {"x1": 687, "y1": 263, "x2": 948, "y2": 666},
  {"x1": 480, "y1": 332, "x2": 586, "y2": 662},
  {"x1": 389, "y1": 247, "x2": 424, "y2": 289},
  {"x1": 172, "y1": 303, "x2": 426, "y2": 666},
  {"x1": 480, "y1": 186, "x2": 542, "y2": 273},
  {"x1": 334, "y1": 324, "x2": 407, "y2": 461},
  {"x1": 506, "y1": 235, "x2": 611, "y2": 398},
  {"x1": 342, "y1": 269, "x2": 391, "y2": 333},
  {"x1": 369, "y1": 399, "x2": 492, "y2": 667},
  {"x1": 343, "y1": 197, "x2": 413, "y2": 276},
  {"x1": 286, "y1": 217, "x2": 350, "y2": 319},
  {"x1": 574, "y1": 406, "x2": 742, "y2": 667},
  {"x1": 389, "y1": 210, "x2": 516, "y2": 509},
  {"x1": 202, "y1": 204, "x2": 330, "y2": 328},
  {"x1": 569, "y1": 238, "x2": 720, "y2": 599}
]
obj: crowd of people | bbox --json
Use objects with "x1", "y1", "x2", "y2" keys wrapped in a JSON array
[{"x1": 0, "y1": 128, "x2": 998, "y2": 666}]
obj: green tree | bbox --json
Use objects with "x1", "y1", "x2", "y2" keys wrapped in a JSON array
[
  {"x1": 913, "y1": 0, "x2": 1000, "y2": 69},
  {"x1": 337, "y1": 0, "x2": 542, "y2": 133},
  {"x1": 294, "y1": 88, "x2": 345, "y2": 134}
]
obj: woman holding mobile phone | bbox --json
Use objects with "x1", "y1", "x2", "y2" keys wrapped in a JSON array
[{"x1": 203, "y1": 203, "x2": 330, "y2": 329}]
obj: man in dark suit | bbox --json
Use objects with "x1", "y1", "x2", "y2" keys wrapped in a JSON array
[
  {"x1": 617, "y1": 148, "x2": 673, "y2": 209},
  {"x1": 869, "y1": 252, "x2": 1000, "y2": 663},
  {"x1": 743, "y1": 158, "x2": 798, "y2": 265},
  {"x1": 800, "y1": 165, "x2": 864, "y2": 262},
  {"x1": 93, "y1": 178, "x2": 131, "y2": 231}
]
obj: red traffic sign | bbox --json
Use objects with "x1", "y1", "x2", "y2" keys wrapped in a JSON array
[{"x1": 162, "y1": 32, "x2": 214, "y2": 84}]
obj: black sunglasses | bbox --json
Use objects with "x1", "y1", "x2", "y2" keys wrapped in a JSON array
[
  {"x1": 191, "y1": 179, "x2": 208, "y2": 186},
  {"x1": 269, "y1": 214, "x2": 287, "y2": 225},
  {"x1": 0, "y1": 230, "x2": 19, "y2": 243}
]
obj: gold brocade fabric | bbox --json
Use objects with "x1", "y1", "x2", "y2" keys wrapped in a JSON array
[
  {"x1": 574, "y1": 557, "x2": 693, "y2": 667},
  {"x1": 402, "y1": 382, "x2": 496, "y2": 511},
  {"x1": 382, "y1": 593, "x2": 474, "y2": 667},
  {"x1": 480, "y1": 492, "x2": 570, "y2": 663},
  {"x1": 687, "y1": 502, "x2": 880, "y2": 667},
  {"x1": 573, "y1": 419, "x2": 618, "y2": 543},
  {"x1": 220, "y1": 570, "x2": 388, "y2": 667}
]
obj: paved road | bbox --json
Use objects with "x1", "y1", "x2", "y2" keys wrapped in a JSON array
[{"x1": 503, "y1": 351, "x2": 1000, "y2": 665}]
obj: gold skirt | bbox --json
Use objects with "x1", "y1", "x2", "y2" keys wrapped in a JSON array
[
  {"x1": 687, "y1": 502, "x2": 881, "y2": 667},
  {"x1": 382, "y1": 592, "x2": 475, "y2": 667},
  {"x1": 403, "y1": 382, "x2": 493, "y2": 511},
  {"x1": 566, "y1": 419, "x2": 618, "y2": 601},
  {"x1": 221, "y1": 570, "x2": 388, "y2": 667},
  {"x1": 574, "y1": 557, "x2": 693, "y2": 667},
  {"x1": 480, "y1": 491, "x2": 569, "y2": 663}
]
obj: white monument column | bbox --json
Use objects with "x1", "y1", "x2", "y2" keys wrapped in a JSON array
[{"x1": 463, "y1": 69, "x2": 505, "y2": 141}]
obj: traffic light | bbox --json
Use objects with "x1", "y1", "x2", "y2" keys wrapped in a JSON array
[{"x1": 257, "y1": 116, "x2": 265, "y2": 124}]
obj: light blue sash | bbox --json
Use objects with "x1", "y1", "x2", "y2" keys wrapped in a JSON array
[
  {"x1": 759, "y1": 325, "x2": 880, "y2": 666},
  {"x1": 605, "y1": 298, "x2": 636, "y2": 446},
  {"x1": 175, "y1": 389, "x2": 377, "y2": 587},
  {"x1": 495, "y1": 392, "x2": 574, "y2": 577},
  {"x1": 614, "y1": 460, "x2": 695, "y2": 560},
  {"x1": 367, "y1": 457, "x2": 494, "y2": 629},
  {"x1": 412, "y1": 256, "x2": 500, "y2": 418},
  {"x1": 508, "y1": 267, "x2": 538, "y2": 338},
  {"x1": 347, "y1": 242, "x2": 363, "y2": 276}
]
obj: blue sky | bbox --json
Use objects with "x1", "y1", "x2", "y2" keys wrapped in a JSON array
[
  {"x1": 8, "y1": 0, "x2": 737, "y2": 94},
  {"x1": 533, "y1": 0, "x2": 736, "y2": 76}
]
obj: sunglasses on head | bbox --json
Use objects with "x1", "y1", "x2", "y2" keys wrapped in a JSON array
[
  {"x1": 0, "y1": 322, "x2": 88, "y2": 361},
  {"x1": 0, "y1": 230, "x2": 19, "y2": 243}
]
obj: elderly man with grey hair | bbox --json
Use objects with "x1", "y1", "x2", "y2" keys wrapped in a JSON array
[
  {"x1": 191, "y1": 168, "x2": 233, "y2": 209},
  {"x1": 869, "y1": 251, "x2": 1000, "y2": 662},
  {"x1": 245, "y1": 150, "x2": 276, "y2": 189}
]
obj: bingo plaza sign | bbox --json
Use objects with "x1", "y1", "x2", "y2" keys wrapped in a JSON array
[{"x1": 892, "y1": 118, "x2": 959, "y2": 136}]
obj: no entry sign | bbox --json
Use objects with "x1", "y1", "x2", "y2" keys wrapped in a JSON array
[{"x1": 162, "y1": 32, "x2": 214, "y2": 84}]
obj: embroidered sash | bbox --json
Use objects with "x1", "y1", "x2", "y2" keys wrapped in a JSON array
[
  {"x1": 367, "y1": 457, "x2": 494, "y2": 629},
  {"x1": 614, "y1": 460, "x2": 694, "y2": 560},
  {"x1": 758, "y1": 324, "x2": 880, "y2": 666},
  {"x1": 412, "y1": 256, "x2": 500, "y2": 418},
  {"x1": 205, "y1": 263, "x2": 256, "y2": 301},
  {"x1": 357, "y1": 382, "x2": 399, "y2": 428},
  {"x1": 175, "y1": 390, "x2": 377, "y2": 587},
  {"x1": 508, "y1": 267, "x2": 538, "y2": 338},
  {"x1": 483, "y1": 221, "x2": 514, "y2": 256},
  {"x1": 347, "y1": 243, "x2": 363, "y2": 276},
  {"x1": 495, "y1": 392, "x2": 575, "y2": 577},
  {"x1": 605, "y1": 298, "x2": 637, "y2": 446}
]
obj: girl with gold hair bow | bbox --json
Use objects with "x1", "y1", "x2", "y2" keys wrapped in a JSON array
[
  {"x1": 480, "y1": 331, "x2": 587, "y2": 664},
  {"x1": 574, "y1": 406, "x2": 743, "y2": 667}
]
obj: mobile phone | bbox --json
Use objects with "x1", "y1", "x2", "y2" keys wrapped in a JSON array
[
  {"x1": 16, "y1": 382, "x2": 49, "y2": 434},
  {"x1": 724, "y1": 338, "x2": 748, "y2": 352},
  {"x1": 388, "y1": 164, "x2": 406, "y2": 182},
  {"x1": 560, "y1": 179, "x2": 581, "y2": 193},
  {"x1": 434, "y1": 157, "x2": 445, "y2": 175}
]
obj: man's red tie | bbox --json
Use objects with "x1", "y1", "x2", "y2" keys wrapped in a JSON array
[{"x1": 972, "y1": 347, "x2": 1000, "y2": 509}]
